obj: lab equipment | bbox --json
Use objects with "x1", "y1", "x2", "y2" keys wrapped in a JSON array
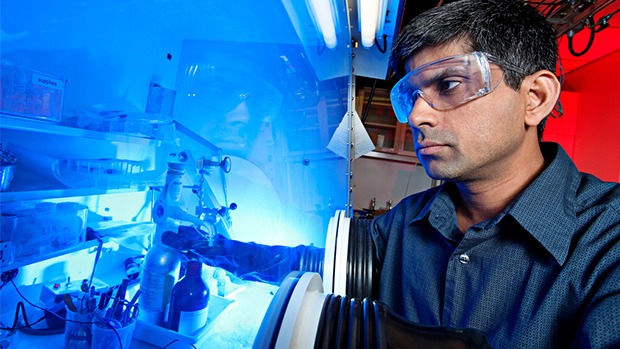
[
  {"x1": 64, "y1": 305, "x2": 93, "y2": 349},
  {"x1": 0, "y1": 0, "x2": 399, "y2": 347},
  {"x1": 167, "y1": 260, "x2": 210, "y2": 335},
  {"x1": 254, "y1": 272, "x2": 493, "y2": 349},
  {"x1": 6, "y1": 201, "x2": 88, "y2": 260},
  {"x1": 0, "y1": 60, "x2": 65, "y2": 123},
  {"x1": 91, "y1": 318, "x2": 136, "y2": 349},
  {"x1": 0, "y1": 144, "x2": 17, "y2": 191},
  {"x1": 138, "y1": 163, "x2": 184, "y2": 326}
]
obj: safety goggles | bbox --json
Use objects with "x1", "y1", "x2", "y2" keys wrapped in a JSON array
[{"x1": 390, "y1": 51, "x2": 526, "y2": 123}]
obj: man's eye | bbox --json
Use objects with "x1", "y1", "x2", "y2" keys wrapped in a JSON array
[{"x1": 438, "y1": 79, "x2": 461, "y2": 93}]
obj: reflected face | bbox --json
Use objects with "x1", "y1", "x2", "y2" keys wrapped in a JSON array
[
  {"x1": 405, "y1": 44, "x2": 526, "y2": 182},
  {"x1": 200, "y1": 101, "x2": 251, "y2": 153}
]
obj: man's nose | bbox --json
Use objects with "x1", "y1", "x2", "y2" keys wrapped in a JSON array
[{"x1": 408, "y1": 92, "x2": 439, "y2": 129}]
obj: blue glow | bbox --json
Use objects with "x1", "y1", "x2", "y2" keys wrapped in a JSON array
[
  {"x1": 1, "y1": 1, "x2": 350, "y2": 346},
  {"x1": 1, "y1": 0, "x2": 349, "y2": 248}
]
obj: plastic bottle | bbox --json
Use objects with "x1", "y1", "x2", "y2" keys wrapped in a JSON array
[
  {"x1": 167, "y1": 260, "x2": 210, "y2": 336},
  {"x1": 138, "y1": 163, "x2": 185, "y2": 326}
]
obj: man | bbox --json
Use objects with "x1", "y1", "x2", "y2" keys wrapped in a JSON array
[{"x1": 372, "y1": 0, "x2": 620, "y2": 347}]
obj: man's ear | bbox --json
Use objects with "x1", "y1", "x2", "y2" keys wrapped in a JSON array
[{"x1": 523, "y1": 70, "x2": 561, "y2": 127}]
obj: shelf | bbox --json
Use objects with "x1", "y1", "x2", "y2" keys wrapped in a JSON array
[
  {"x1": 357, "y1": 87, "x2": 417, "y2": 160},
  {"x1": 0, "y1": 238, "x2": 102, "y2": 273},
  {"x1": 362, "y1": 150, "x2": 419, "y2": 164},
  {"x1": 359, "y1": 87, "x2": 392, "y2": 107},
  {"x1": 363, "y1": 122, "x2": 397, "y2": 129},
  {"x1": 0, "y1": 114, "x2": 164, "y2": 146},
  {"x1": 0, "y1": 114, "x2": 170, "y2": 202},
  {"x1": 0, "y1": 222, "x2": 155, "y2": 273},
  {"x1": 0, "y1": 187, "x2": 146, "y2": 203}
]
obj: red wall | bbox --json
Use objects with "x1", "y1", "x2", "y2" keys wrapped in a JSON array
[
  {"x1": 543, "y1": 49, "x2": 620, "y2": 183},
  {"x1": 544, "y1": 91, "x2": 579, "y2": 158}
]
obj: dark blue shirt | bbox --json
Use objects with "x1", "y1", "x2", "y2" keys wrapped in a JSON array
[{"x1": 370, "y1": 143, "x2": 620, "y2": 348}]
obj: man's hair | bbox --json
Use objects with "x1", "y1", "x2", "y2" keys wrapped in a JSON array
[{"x1": 389, "y1": 0, "x2": 559, "y2": 138}]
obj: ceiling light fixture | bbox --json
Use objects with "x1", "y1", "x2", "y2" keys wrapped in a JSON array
[
  {"x1": 358, "y1": 0, "x2": 387, "y2": 48},
  {"x1": 307, "y1": 0, "x2": 339, "y2": 49}
]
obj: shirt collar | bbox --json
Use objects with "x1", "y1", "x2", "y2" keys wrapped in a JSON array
[
  {"x1": 507, "y1": 142, "x2": 577, "y2": 266},
  {"x1": 409, "y1": 182, "x2": 460, "y2": 242},
  {"x1": 410, "y1": 184, "x2": 447, "y2": 224},
  {"x1": 409, "y1": 142, "x2": 577, "y2": 265}
]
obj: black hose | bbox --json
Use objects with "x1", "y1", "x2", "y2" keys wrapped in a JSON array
[
  {"x1": 346, "y1": 218, "x2": 378, "y2": 300},
  {"x1": 314, "y1": 296, "x2": 493, "y2": 349},
  {"x1": 361, "y1": 80, "x2": 377, "y2": 124},
  {"x1": 568, "y1": 26, "x2": 595, "y2": 57}
]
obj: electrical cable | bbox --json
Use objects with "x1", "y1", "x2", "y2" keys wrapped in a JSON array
[
  {"x1": 317, "y1": 37, "x2": 326, "y2": 56},
  {"x1": 594, "y1": 7, "x2": 619, "y2": 34},
  {"x1": 9, "y1": 280, "x2": 66, "y2": 324},
  {"x1": 361, "y1": 79, "x2": 377, "y2": 123},
  {"x1": 6, "y1": 279, "x2": 124, "y2": 348},
  {"x1": 0, "y1": 269, "x2": 19, "y2": 291},
  {"x1": 373, "y1": 35, "x2": 388, "y2": 54},
  {"x1": 563, "y1": 0, "x2": 619, "y2": 56},
  {"x1": 568, "y1": 25, "x2": 596, "y2": 57},
  {"x1": 93, "y1": 321, "x2": 124, "y2": 349},
  {"x1": 161, "y1": 339, "x2": 198, "y2": 348},
  {"x1": 0, "y1": 302, "x2": 48, "y2": 333}
]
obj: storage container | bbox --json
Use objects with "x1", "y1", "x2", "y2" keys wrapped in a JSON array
[
  {"x1": 8, "y1": 201, "x2": 88, "y2": 260},
  {"x1": 0, "y1": 60, "x2": 66, "y2": 123}
]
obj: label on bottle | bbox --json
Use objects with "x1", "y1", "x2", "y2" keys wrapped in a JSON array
[
  {"x1": 140, "y1": 269, "x2": 177, "y2": 310},
  {"x1": 178, "y1": 306, "x2": 209, "y2": 336}
]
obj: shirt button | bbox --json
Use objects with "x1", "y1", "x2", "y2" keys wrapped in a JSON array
[{"x1": 458, "y1": 254, "x2": 470, "y2": 264}]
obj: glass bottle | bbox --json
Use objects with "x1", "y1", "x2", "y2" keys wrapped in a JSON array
[{"x1": 167, "y1": 260, "x2": 210, "y2": 336}]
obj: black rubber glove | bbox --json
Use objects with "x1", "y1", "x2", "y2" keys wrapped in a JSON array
[{"x1": 162, "y1": 226, "x2": 324, "y2": 283}]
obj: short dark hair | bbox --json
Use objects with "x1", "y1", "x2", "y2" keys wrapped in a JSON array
[{"x1": 389, "y1": 0, "x2": 559, "y2": 137}]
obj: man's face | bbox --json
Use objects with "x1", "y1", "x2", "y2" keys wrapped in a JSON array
[{"x1": 403, "y1": 44, "x2": 527, "y2": 183}]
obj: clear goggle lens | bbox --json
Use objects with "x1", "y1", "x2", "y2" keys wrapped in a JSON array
[{"x1": 390, "y1": 52, "x2": 514, "y2": 123}]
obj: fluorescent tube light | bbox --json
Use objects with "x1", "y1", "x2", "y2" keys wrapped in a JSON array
[
  {"x1": 308, "y1": 0, "x2": 338, "y2": 49},
  {"x1": 358, "y1": 0, "x2": 387, "y2": 48}
]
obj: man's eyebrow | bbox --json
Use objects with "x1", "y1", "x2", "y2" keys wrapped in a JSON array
[{"x1": 416, "y1": 66, "x2": 469, "y2": 85}]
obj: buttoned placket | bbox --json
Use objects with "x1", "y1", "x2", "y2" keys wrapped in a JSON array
[
  {"x1": 458, "y1": 253, "x2": 470, "y2": 264},
  {"x1": 441, "y1": 226, "x2": 484, "y2": 326}
]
